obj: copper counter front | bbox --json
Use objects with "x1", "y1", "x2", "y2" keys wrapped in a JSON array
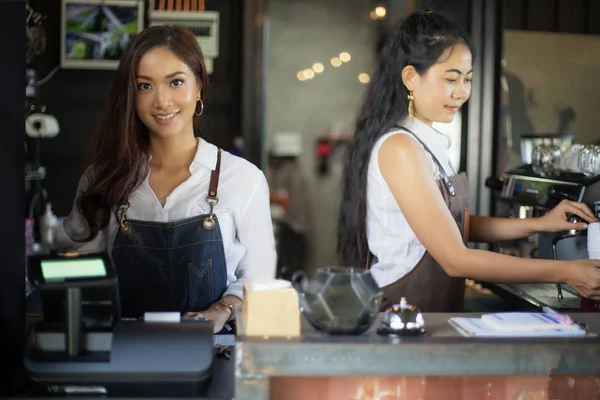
[
  {"x1": 270, "y1": 375, "x2": 599, "y2": 400},
  {"x1": 236, "y1": 313, "x2": 600, "y2": 400}
]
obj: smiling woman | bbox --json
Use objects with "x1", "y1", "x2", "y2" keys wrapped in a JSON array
[
  {"x1": 337, "y1": 10, "x2": 600, "y2": 313},
  {"x1": 135, "y1": 49, "x2": 203, "y2": 139},
  {"x1": 62, "y1": 26, "x2": 277, "y2": 333}
]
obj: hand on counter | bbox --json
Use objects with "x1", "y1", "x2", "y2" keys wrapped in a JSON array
[
  {"x1": 184, "y1": 305, "x2": 231, "y2": 333},
  {"x1": 538, "y1": 199, "x2": 597, "y2": 232},
  {"x1": 184, "y1": 296, "x2": 241, "y2": 333},
  {"x1": 566, "y1": 259, "x2": 600, "y2": 300}
]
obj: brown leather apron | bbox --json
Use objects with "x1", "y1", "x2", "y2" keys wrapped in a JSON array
[{"x1": 378, "y1": 128, "x2": 470, "y2": 312}]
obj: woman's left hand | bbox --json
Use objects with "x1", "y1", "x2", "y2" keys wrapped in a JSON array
[
  {"x1": 538, "y1": 199, "x2": 597, "y2": 233},
  {"x1": 184, "y1": 303, "x2": 232, "y2": 333}
]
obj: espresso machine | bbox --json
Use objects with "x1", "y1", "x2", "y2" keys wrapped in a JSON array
[{"x1": 486, "y1": 164, "x2": 600, "y2": 311}]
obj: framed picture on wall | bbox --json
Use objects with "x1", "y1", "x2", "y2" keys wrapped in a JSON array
[{"x1": 60, "y1": 0, "x2": 144, "y2": 69}]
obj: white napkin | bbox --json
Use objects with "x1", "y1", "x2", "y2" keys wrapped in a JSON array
[{"x1": 588, "y1": 222, "x2": 600, "y2": 259}]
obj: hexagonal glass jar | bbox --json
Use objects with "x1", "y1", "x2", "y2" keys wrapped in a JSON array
[{"x1": 294, "y1": 266, "x2": 383, "y2": 335}]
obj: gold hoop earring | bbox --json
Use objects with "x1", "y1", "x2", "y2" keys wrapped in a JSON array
[
  {"x1": 408, "y1": 91, "x2": 415, "y2": 119},
  {"x1": 194, "y1": 99, "x2": 204, "y2": 117}
]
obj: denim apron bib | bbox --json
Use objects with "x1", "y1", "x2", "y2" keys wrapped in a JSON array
[{"x1": 111, "y1": 148, "x2": 228, "y2": 319}]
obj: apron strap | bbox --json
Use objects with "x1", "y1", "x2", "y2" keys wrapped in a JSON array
[
  {"x1": 393, "y1": 125, "x2": 456, "y2": 197},
  {"x1": 118, "y1": 148, "x2": 225, "y2": 233},
  {"x1": 203, "y1": 148, "x2": 223, "y2": 230},
  {"x1": 207, "y1": 148, "x2": 222, "y2": 202}
]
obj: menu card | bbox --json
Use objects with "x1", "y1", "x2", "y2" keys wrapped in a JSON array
[{"x1": 449, "y1": 312, "x2": 588, "y2": 338}]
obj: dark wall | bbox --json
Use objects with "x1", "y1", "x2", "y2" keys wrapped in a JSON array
[
  {"x1": 504, "y1": 0, "x2": 600, "y2": 34},
  {"x1": 425, "y1": 0, "x2": 472, "y2": 33},
  {"x1": 0, "y1": 0, "x2": 26, "y2": 396},
  {"x1": 27, "y1": 0, "x2": 243, "y2": 217}
]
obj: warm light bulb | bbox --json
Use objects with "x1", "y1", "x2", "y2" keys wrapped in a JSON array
[
  {"x1": 339, "y1": 52, "x2": 351, "y2": 62},
  {"x1": 375, "y1": 6, "x2": 386, "y2": 17},
  {"x1": 358, "y1": 73, "x2": 370, "y2": 84},
  {"x1": 297, "y1": 71, "x2": 307, "y2": 81},
  {"x1": 312, "y1": 62, "x2": 324, "y2": 73},
  {"x1": 330, "y1": 57, "x2": 342, "y2": 67},
  {"x1": 304, "y1": 69, "x2": 315, "y2": 79}
]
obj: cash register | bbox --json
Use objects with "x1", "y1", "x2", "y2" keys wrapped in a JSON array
[{"x1": 24, "y1": 252, "x2": 214, "y2": 397}]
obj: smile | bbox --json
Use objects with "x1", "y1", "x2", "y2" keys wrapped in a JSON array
[{"x1": 153, "y1": 112, "x2": 179, "y2": 123}]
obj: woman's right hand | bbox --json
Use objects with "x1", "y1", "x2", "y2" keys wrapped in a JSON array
[{"x1": 565, "y1": 259, "x2": 600, "y2": 300}]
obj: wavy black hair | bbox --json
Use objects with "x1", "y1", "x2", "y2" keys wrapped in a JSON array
[{"x1": 337, "y1": 10, "x2": 474, "y2": 267}]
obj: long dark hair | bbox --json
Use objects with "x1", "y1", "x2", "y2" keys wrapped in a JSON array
[
  {"x1": 337, "y1": 10, "x2": 474, "y2": 267},
  {"x1": 77, "y1": 26, "x2": 209, "y2": 241}
]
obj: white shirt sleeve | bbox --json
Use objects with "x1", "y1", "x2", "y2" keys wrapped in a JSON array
[
  {"x1": 223, "y1": 173, "x2": 277, "y2": 299},
  {"x1": 62, "y1": 173, "x2": 108, "y2": 254}
]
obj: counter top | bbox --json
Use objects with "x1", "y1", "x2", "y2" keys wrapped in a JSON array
[
  {"x1": 13, "y1": 311, "x2": 600, "y2": 399},
  {"x1": 236, "y1": 312, "x2": 600, "y2": 377}
]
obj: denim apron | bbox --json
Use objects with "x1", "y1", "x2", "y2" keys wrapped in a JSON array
[
  {"x1": 377, "y1": 127, "x2": 470, "y2": 312},
  {"x1": 111, "y1": 148, "x2": 228, "y2": 319}
]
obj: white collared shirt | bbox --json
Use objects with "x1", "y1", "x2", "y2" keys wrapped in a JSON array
[
  {"x1": 366, "y1": 118, "x2": 455, "y2": 287},
  {"x1": 62, "y1": 137, "x2": 277, "y2": 300}
]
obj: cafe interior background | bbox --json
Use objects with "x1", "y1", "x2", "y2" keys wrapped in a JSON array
[{"x1": 2, "y1": 0, "x2": 600, "y2": 393}]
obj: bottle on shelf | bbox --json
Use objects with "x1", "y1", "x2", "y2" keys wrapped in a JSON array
[{"x1": 39, "y1": 202, "x2": 57, "y2": 250}]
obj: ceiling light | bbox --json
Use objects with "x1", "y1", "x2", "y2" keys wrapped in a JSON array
[
  {"x1": 370, "y1": 6, "x2": 386, "y2": 19},
  {"x1": 358, "y1": 73, "x2": 370, "y2": 84},
  {"x1": 312, "y1": 62, "x2": 324, "y2": 73}
]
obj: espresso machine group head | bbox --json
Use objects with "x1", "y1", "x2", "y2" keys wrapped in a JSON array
[
  {"x1": 488, "y1": 164, "x2": 600, "y2": 211},
  {"x1": 487, "y1": 164, "x2": 600, "y2": 310}
]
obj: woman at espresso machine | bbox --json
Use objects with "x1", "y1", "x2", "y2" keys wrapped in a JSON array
[
  {"x1": 62, "y1": 26, "x2": 277, "y2": 333},
  {"x1": 337, "y1": 10, "x2": 600, "y2": 312}
]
